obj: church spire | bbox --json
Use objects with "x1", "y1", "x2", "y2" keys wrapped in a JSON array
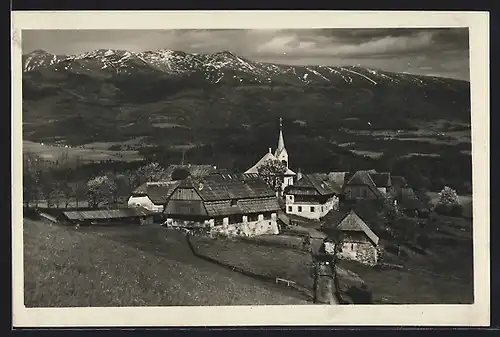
[{"x1": 276, "y1": 117, "x2": 285, "y2": 156}]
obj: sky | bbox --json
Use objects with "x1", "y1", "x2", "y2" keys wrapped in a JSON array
[{"x1": 22, "y1": 28, "x2": 470, "y2": 81}]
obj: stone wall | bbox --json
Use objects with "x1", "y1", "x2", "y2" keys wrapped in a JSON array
[
  {"x1": 324, "y1": 241, "x2": 378, "y2": 266},
  {"x1": 210, "y1": 218, "x2": 279, "y2": 237},
  {"x1": 165, "y1": 213, "x2": 279, "y2": 237}
]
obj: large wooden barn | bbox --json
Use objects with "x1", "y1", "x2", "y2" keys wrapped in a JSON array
[{"x1": 163, "y1": 173, "x2": 281, "y2": 236}]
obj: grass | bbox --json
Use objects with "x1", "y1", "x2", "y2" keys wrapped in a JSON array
[
  {"x1": 23, "y1": 140, "x2": 143, "y2": 164},
  {"x1": 426, "y1": 192, "x2": 473, "y2": 219},
  {"x1": 340, "y1": 214, "x2": 474, "y2": 304},
  {"x1": 23, "y1": 219, "x2": 309, "y2": 307},
  {"x1": 189, "y1": 235, "x2": 365, "y2": 298}
]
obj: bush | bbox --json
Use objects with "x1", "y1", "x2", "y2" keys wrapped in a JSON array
[{"x1": 434, "y1": 203, "x2": 464, "y2": 217}]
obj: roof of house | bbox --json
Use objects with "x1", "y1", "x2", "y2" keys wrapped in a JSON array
[
  {"x1": 176, "y1": 174, "x2": 277, "y2": 202},
  {"x1": 165, "y1": 164, "x2": 218, "y2": 180},
  {"x1": 322, "y1": 209, "x2": 379, "y2": 245},
  {"x1": 63, "y1": 207, "x2": 154, "y2": 221},
  {"x1": 344, "y1": 171, "x2": 385, "y2": 199},
  {"x1": 288, "y1": 173, "x2": 343, "y2": 196},
  {"x1": 244, "y1": 151, "x2": 296, "y2": 175},
  {"x1": 370, "y1": 173, "x2": 392, "y2": 187},
  {"x1": 400, "y1": 187, "x2": 417, "y2": 199},
  {"x1": 131, "y1": 181, "x2": 181, "y2": 204},
  {"x1": 328, "y1": 172, "x2": 348, "y2": 186},
  {"x1": 203, "y1": 196, "x2": 280, "y2": 217}
]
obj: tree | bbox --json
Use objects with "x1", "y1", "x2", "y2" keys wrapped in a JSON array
[
  {"x1": 86, "y1": 174, "x2": 117, "y2": 208},
  {"x1": 171, "y1": 167, "x2": 191, "y2": 181},
  {"x1": 257, "y1": 159, "x2": 287, "y2": 195},
  {"x1": 135, "y1": 162, "x2": 166, "y2": 186},
  {"x1": 437, "y1": 186, "x2": 460, "y2": 205}
]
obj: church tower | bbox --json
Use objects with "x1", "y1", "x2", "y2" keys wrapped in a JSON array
[{"x1": 274, "y1": 117, "x2": 289, "y2": 168}]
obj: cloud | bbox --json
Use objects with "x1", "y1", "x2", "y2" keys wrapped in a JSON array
[{"x1": 22, "y1": 28, "x2": 469, "y2": 81}]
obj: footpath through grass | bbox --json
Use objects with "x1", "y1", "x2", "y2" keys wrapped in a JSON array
[{"x1": 23, "y1": 219, "x2": 309, "y2": 307}]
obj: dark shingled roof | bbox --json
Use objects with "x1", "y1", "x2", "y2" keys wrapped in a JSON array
[
  {"x1": 63, "y1": 207, "x2": 154, "y2": 221},
  {"x1": 178, "y1": 174, "x2": 276, "y2": 202},
  {"x1": 370, "y1": 173, "x2": 392, "y2": 187},
  {"x1": 289, "y1": 173, "x2": 342, "y2": 196},
  {"x1": 203, "y1": 196, "x2": 280, "y2": 217},
  {"x1": 131, "y1": 181, "x2": 181, "y2": 204},
  {"x1": 322, "y1": 209, "x2": 379, "y2": 245},
  {"x1": 344, "y1": 171, "x2": 385, "y2": 199}
]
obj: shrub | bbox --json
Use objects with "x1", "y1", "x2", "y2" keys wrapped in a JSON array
[{"x1": 434, "y1": 203, "x2": 464, "y2": 217}]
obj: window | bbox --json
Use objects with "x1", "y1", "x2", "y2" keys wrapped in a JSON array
[
  {"x1": 310, "y1": 206, "x2": 315, "y2": 212},
  {"x1": 288, "y1": 206, "x2": 292, "y2": 212},
  {"x1": 321, "y1": 206, "x2": 324, "y2": 212},
  {"x1": 230, "y1": 199, "x2": 237, "y2": 207},
  {"x1": 298, "y1": 206, "x2": 302, "y2": 212}
]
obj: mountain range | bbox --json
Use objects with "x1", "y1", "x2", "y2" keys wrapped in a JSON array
[{"x1": 22, "y1": 48, "x2": 471, "y2": 155}]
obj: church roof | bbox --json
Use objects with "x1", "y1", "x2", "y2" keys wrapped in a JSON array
[
  {"x1": 244, "y1": 151, "x2": 296, "y2": 175},
  {"x1": 275, "y1": 117, "x2": 286, "y2": 158}
]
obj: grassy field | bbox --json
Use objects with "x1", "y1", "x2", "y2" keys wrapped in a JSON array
[
  {"x1": 189, "y1": 236, "x2": 366, "y2": 300},
  {"x1": 23, "y1": 219, "x2": 309, "y2": 307},
  {"x1": 426, "y1": 192, "x2": 473, "y2": 219},
  {"x1": 341, "y1": 214, "x2": 474, "y2": 304},
  {"x1": 23, "y1": 140, "x2": 143, "y2": 164}
]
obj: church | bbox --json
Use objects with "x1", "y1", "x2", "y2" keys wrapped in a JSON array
[{"x1": 244, "y1": 118, "x2": 296, "y2": 194}]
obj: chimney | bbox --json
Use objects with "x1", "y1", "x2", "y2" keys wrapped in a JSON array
[{"x1": 269, "y1": 147, "x2": 272, "y2": 154}]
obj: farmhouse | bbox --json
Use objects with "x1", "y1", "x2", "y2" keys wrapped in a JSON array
[
  {"x1": 62, "y1": 207, "x2": 155, "y2": 226},
  {"x1": 245, "y1": 118, "x2": 296, "y2": 193},
  {"x1": 397, "y1": 186, "x2": 429, "y2": 217},
  {"x1": 284, "y1": 173, "x2": 342, "y2": 220},
  {"x1": 342, "y1": 170, "x2": 390, "y2": 202},
  {"x1": 127, "y1": 181, "x2": 181, "y2": 212},
  {"x1": 321, "y1": 209, "x2": 380, "y2": 266},
  {"x1": 163, "y1": 173, "x2": 281, "y2": 236}
]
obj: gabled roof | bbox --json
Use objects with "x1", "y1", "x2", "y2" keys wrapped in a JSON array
[
  {"x1": 322, "y1": 209, "x2": 379, "y2": 245},
  {"x1": 370, "y1": 173, "x2": 392, "y2": 187},
  {"x1": 131, "y1": 181, "x2": 181, "y2": 204},
  {"x1": 344, "y1": 171, "x2": 385, "y2": 199},
  {"x1": 288, "y1": 173, "x2": 342, "y2": 196},
  {"x1": 175, "y1": 174, "x2": 276, "y2": 202},
  {"x1": 244, "y1": 151, "x2": 296, "y2": 175}
]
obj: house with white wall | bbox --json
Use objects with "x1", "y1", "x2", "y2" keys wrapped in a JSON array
[
  {"x1": 127, "y1": 181, "x2": 180, "y2": 212},
  {"x1": 284, "y1": 173, "x2": 342, "y2": 220}
]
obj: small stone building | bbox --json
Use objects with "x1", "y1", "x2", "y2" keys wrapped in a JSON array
[{"x1": 321, "y1": 209, "x2": 380, "y2": 266}]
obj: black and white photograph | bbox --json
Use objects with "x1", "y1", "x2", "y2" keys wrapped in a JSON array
[{"x1": 12, "y1": 11, "x2": 490, "y2": 327}]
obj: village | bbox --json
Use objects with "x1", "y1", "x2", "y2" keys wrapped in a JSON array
[{"x1": 23, "y1": 117, "x2": 473, "y2": 306}]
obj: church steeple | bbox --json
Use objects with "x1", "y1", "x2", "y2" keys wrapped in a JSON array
[{"x1": 274, "y1": 117, "x2": 289, "y2": 168}]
